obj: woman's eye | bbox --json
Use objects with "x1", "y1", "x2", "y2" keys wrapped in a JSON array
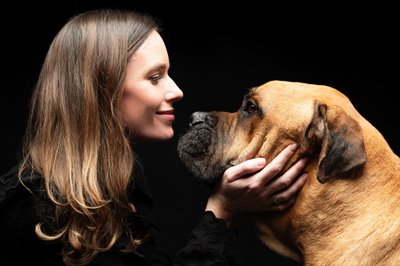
[
  {"x1": 243, "y1": 101, "x2": 258, "y2": 114},
  {"x1": 149, "y1": 74, "x2": 162, "y2": 84}
]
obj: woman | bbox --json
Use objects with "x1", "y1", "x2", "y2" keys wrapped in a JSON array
[{"x1": 0, "y1": 9, "x2": 308, "y2": 265}]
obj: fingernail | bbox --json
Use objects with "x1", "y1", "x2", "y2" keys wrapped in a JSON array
[
  {"x1": 301, "y1": 157, "x2": 309, "y2": 163},
  {"x1": 290, "y1": 143, "x2": 298, "y2": 151},
  {"x1": 254, "y1": 157, "x2": 266, "y2": 167}
]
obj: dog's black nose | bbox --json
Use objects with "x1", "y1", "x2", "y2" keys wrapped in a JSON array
[
  {"x1": 189, "y1": 112, "x2": 207, "y2": 127},
  {"x1": 189, "y1": 111, "x2": 217, "y2": 127}
]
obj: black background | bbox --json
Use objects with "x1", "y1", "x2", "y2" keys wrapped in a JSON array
[{"x1": 2, "y1": 2, "x2": 399, "y2": 265}]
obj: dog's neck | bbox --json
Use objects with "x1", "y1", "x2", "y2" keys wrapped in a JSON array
[{"x1": 254, "y1": 129, "x2": 400, "y2": 265}]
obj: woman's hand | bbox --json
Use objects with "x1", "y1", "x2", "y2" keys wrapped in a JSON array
[{"x1": 205, "y1": 143, "x2": 308, "y2": 226}]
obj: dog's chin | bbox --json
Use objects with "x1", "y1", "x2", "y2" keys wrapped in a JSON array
[
  {"x1": 179, "y1": 158, "x2": 224, "y2": 187},
  {"x1": 177, "y1": 127, "x2": 225, "y2": 186}
]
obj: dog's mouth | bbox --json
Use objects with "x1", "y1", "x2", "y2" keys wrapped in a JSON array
[
  {"x1": 177, "y1": 124, "x2": 227, "y2": 185},
  {"x1": 177, "y1": 125, "x2": 212, "y2": 158}
]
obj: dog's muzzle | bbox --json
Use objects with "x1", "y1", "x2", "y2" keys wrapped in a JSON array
[
  {"x1": 177, "y1": 111, "x2": 225, "y2": 184},
  {"x1": 178, "y1": 111, "x2": 216, "y2": 158}
]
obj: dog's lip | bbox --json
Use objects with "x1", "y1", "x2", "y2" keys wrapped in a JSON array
[{"x1": 187, "y1": 123, "x2": 213, "y2": 131}]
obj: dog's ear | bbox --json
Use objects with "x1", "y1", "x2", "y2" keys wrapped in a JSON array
[{"x1": 304, "y1": 101, "x2": 367, "y2": 183}]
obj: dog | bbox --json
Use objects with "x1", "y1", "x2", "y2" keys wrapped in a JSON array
[{"x1": 177, "y1": 80, "x2": 400, "y2": 265}]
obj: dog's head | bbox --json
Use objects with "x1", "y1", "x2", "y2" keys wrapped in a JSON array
[{"x1": 177, "y1": 80, "x2": 367, "y2": 185}]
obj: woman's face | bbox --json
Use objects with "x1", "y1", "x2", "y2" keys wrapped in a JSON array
[{"x1": 120, "y1": 30, "x2": 183, "y2": 141}]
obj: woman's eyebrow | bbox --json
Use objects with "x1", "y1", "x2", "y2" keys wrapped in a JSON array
[{"x1": 144, "y1": 63, "x2": 168, "y2": 75}]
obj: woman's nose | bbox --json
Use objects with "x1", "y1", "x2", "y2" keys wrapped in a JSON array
[{"x1": 165, "y1": 77, "x2": 183, "y2": 102}]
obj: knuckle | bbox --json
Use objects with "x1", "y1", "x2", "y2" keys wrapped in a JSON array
[
  {"x1": 269, "y1": 164, "x2": 282, "y2": 175},
  {"x1": 248, "y1": 182, "x2": 261, "y2": 192},
  {"x1": 279, "y1": 194, "x2": 290, "y2": 202},
  {"x1": 279, "y1": 177, "x2": 291, "y2": 187}
]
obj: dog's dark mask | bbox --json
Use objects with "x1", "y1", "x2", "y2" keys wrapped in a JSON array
[{"x1": 177, "y1": 111, "x2": 226, "y2": 186}]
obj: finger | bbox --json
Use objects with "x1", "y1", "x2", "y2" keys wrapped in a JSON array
[
  {"x1": 267, "y1": 157, "x2": 309, "y2": 193},
  {"x1": 271, "y1": 196, "x2": 296, "y2": 211},
  {"x1": 271, "y1": 173, "x2": 308, "y2": 204},
  {"x1": 257, "y1": 143, "x2": 299, "y2": 184},
  {"x1": 223, "y1": 157, "x2": 266, "y2": 182}
]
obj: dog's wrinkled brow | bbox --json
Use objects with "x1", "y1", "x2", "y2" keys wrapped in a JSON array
[{"x1": 243, "y1": 88, "x2": 256, "y2": 101}]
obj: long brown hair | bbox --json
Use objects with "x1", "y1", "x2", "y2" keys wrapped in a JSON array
[{"x1": 19, "y1": 9, "x2": 159, "y2": 265}]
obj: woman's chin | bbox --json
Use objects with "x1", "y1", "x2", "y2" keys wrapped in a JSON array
[{"x1": 137, "y1": 130, "x2": 174, "y2": 142}]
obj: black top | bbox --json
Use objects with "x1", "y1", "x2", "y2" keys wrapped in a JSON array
[{"x1": 0, "y1": 164, "x2": 246, "y2": 266}]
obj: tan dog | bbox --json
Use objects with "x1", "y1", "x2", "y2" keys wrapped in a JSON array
[{"x1": 177, "y1": 80, "x2": 400, "y2": 265}]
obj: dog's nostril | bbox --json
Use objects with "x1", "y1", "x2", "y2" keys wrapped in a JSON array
[
  {"x1": 189, "y1": 121, "x2": 203, "y2": 127},
  {"x1": 189, "y1": 111, "x2": 207, "y2": 127}
]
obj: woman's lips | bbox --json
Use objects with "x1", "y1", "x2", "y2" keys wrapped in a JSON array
[{"x1": 156, "y1": 110, "x2": 175, "y2": 121}]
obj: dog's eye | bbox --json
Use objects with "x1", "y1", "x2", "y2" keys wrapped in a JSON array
[{"x1": 243, "y1": 101, "x2": 258, "y2": 114}]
